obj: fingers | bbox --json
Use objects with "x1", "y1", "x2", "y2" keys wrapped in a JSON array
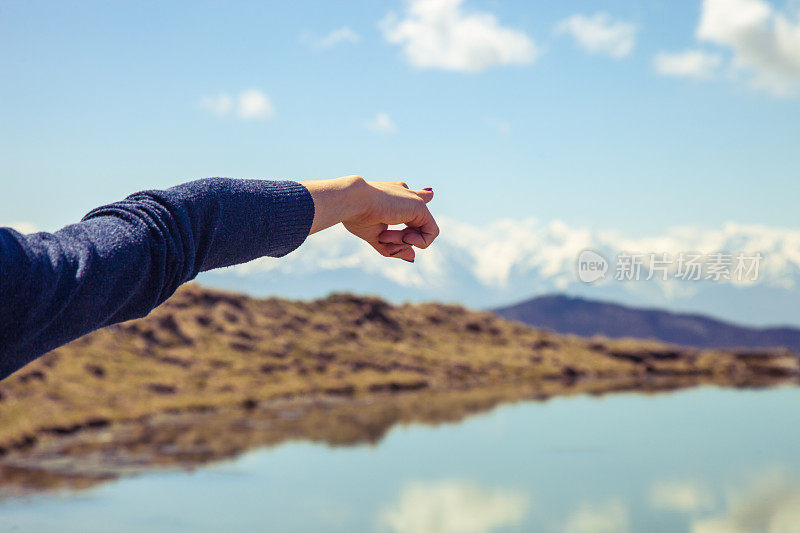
[
  {"x1": 401, "y1": 230, "x2": 427, "y2": 248},
  {"x1": 404, "y1": 204, "x2": 440, "y2": 249},
  {"x1": 377, "y1": 229, "x2": 406, "y2": 245},
  {"x1": 414, "y1": 187, "x2": 434, "y2": 204},
  {"x1": 392, "y1": 247, "x2": 415, "y2": 263},
  {"x1": 368, "y1": 181, "x2": 438, "y2": 261},
  {"x1": 378, "y1": 228, "x2": 425, "y2": 247},
  {"x1": 382, "y1": 242, "x2": 407, "y2": 255},
  {"x1": 378, "y1": 226, "x2": 436, "y2": 249},
  {"x1": 371, "y1": 242, "x2": 415, "y2": 263},
  {"x1": 377, "y1": 205, "x2": 439, "y2": 250},
  {"x1": 395, "y1": 180, "x2": 433, "y2": 203}
]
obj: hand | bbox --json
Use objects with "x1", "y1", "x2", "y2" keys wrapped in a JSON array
[{"x1": 299, "y1": 175, "x2": 439, "y2": 263}]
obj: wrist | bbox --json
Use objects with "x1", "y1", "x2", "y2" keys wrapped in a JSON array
[
  {"x1": 336, "y1": 175, "x2": 369, "y2": 222},
  {"x1": 299, "y1": 175, "x2": 369, "y2": 234}
]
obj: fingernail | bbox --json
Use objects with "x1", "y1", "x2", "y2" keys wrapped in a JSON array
[
  {"x1": 423, "y1": 187, "x2": 433, "y2": 191},
  {"x1": 405, "y1": 258, "x2": 414, "y2": 263},
  {"x1": 389, "y1": 249, "x2": 403, "y2": 256}
]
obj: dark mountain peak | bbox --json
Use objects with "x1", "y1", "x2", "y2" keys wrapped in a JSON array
[{"x1": 494, "y1": 294, "x2": 800, "y2": 352}]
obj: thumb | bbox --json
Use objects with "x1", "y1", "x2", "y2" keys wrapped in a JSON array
[{"x1": 414, "y1": 187, "x2": 434, "y2": 204}]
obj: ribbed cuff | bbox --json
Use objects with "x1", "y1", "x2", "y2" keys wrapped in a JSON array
[{"x1": 261, "y1": 180, "x2": 315, "y2": 257}]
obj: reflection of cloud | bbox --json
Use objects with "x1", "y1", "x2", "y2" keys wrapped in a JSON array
[
  {"x1": 692, "y1": 471, "x2": 800, "y2": 533},
  {"x1": 650, "y1": 480, "x2": 714, "y2": 513},
  {"x1": 564, "y1": 498, "x2": 629, "y2": 533},
  {"x1": 378, "y1": 480, "x2": 528, "y2": 533}
]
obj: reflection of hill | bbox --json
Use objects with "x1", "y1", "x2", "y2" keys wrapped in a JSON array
[{"x1": 0, "y1": 284, "x2": 797, "y2": 498}]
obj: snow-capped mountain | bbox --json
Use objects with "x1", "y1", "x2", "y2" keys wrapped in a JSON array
[{"x1": 199, "y1": 217, "x2": 800, "y2": 327}]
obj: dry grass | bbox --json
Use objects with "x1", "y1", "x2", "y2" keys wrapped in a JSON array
[
  {"x1": 0, "y1": 284, "x2": 797, "y2": 497},
  {"x1": 2, "y1": 283, "x2": 798, "y2": 451}
]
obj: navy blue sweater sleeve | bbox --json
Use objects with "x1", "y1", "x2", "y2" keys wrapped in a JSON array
[{"x1": 0, "y1": 178, "x2": 315, "y2": 379}]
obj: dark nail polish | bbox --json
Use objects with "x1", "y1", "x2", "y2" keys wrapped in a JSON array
[
  {"x1": 405, "y1": 258, "x2": 414, "y2": 263},
  {"x1": 378, "y1": 241, "x2": 391, "y2": 245},
  {"x1": 423, "y1": 187, "x2": 433, "y2": 191}
]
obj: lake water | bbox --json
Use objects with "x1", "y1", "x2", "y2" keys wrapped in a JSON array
[{"x1": 1, "y1": 386, "x2": 799, "y2": 532}]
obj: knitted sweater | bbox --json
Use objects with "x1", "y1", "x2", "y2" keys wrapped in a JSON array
[{"x1": 0, "y1": 178, "x2": 315, "y2": 379}]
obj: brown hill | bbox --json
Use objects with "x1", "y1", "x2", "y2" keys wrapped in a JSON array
[{"x1": 0, "y1": 284, "x2": 797, "y2": 497}]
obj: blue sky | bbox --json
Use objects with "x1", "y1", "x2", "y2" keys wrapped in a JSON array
[{"x1": 1, "y1": 0, "x2": 798, "y2": 236}]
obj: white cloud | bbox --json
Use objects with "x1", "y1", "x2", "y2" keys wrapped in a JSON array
[
  {"x1": 301, "y1": 26, "x2": 360, "y2": 49},
  {"x1": 378, "y1": 480, "x2": 528, "y2": 533},
  {"x1": 365, "y1": 111, "x2": 396, "y2": 133},
  {"x1": 199, "y1": 90, "x2": 274, "y2": 121},
  {"x1": 654, "y1": 49, "x2": 723, "y2": 79},
  {"x1": 556, "y1": 12, "x2": 637, "y2": 59},
  {"x1": 380, "y1": 0, "x2": 539, "y2": 72},
  {"x1": 229, "y1": 218, "x2": 800, "y2": 300},
  {"x1": 236, "y1": 89, "x2": 274, "y2": 120},
  {"x1": 563, "y1": 498, "x2": 630, "y2": 533},
  {"x1": 663, "y1": 0, "x2": 800, "y2": 96},
  {"x1": 650, "y1": 480, "x2": 714, "y2": 513}
]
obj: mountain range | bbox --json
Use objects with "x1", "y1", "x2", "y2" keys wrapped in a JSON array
[{"x1": 494, "y1": 294, "x2": 800, "y2": 352}]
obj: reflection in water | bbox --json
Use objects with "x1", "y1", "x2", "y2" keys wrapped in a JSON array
[
  {"x1": 563, "y1": 498, "x2": 630, "y2": 533},
  {"x1": 692, "y1": 470, "x2": 800, "y2": 533},
  {"x1": 650, "y1": 480, "x2": 714, "y2": 513},
  {"x1": 1, "y1": 387, "x2": 799, "y2": 532},
  {"x1": 378, "y1": 480, "x2": 528, "y2": 533}
]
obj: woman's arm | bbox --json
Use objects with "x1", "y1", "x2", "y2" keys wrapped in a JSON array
[{"x1": 0, "y1": 175, "x2": 438, "y2": 380}]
